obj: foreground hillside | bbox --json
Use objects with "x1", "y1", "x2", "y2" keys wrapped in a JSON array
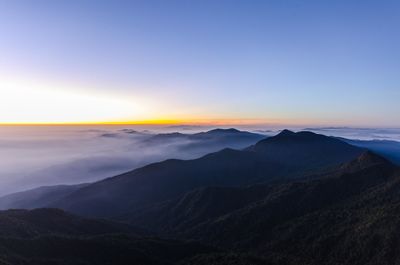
[{"x1": 0, "y1": 208, "x2": 219, "y2": 265}]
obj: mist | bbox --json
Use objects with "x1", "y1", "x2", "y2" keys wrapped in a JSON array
[
  {"x1": 303, "y1": 127, "x2": 400, "y2": 141},
  {"x1": 1, "y1": 125, "x2": 399, "y2": 196},
  {"x1": 0, "y1": 125, "x2": 265, "y2": 195}
]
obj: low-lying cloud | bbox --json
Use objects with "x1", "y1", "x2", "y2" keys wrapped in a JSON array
[
  {"x1": 303, "y1": 127, "x2": 400, "y2": 141},
  {"x1": 0, "y1": 126, "x2": 263, "y2": 195},
  {"x1": 1, "y1": 125, "x2": 399, "y2": 196}
]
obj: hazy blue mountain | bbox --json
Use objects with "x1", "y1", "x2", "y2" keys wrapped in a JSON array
[
  {"x1": 142, "y1": 128, "x2": 266, "y2": 153},
  {"x1": 0, "y1": 128, "x2": 266, "y2": 196},
  {"x1": 340, "y1": 138, "x2": 400, "y2": 165}
]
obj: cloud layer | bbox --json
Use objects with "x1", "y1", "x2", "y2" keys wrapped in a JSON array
[{"x1": 0, "y1": 126, "x2": 264, "y2": 195}]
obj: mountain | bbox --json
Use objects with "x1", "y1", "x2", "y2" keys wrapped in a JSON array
[
  {"x1": 0, "y1": 208, "x2": 144, "y2": 238},
  {"x1": 144, "y1": 132, "x2": 187, "y2": 143},
  {"x1": 123, "y1": 151, "x2": 394, "y2": 234},
  {"x1": 52, "y1": 130, "x2": 364, "y2": 218},
  {"x1": 122, "y1": 185, "x2": 276, "y2": 234},
  {"x1": 0, "y1": 183, "x2": 88, "y2": 210},
  {"x1": 126, "y1": 152, "x2": 400, "y2": 265},
  {"x1": 0, "y1": 235, "x2": 218, "y2": 265},
  {"x1": 142, "y1": 128, "x2": 266, "y2": 153},
  {"x1": 340, "y1": 138, "x2": 400, "y2": 165},
  {"x1": 0, "y1": 129, "x2": 264, "y2": 211},
  {"x1": 0, "y1": 209, "x2": 217, "y2": 265},
  {"x1": 247, "y1": 130, "x2": 364, "y2": 170},
  {"x1": 0, "y1": 127, "x2": 265, "y2": 197},
  {"x1": 1, "y1": 131, "x2": 398, "y2": 264}
]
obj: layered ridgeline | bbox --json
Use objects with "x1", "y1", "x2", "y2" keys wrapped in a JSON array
[
  {"x1": 142, "y1": 128, "x2": 266, "y2": 151},
  {"x1": 127, "y1": 152, "x2": 400, "y2": 265},
  {"x1": 4, "y1": 128, "x2": 265, "y2": 196},
  {"x1": 51, "y1": 130, "x2": 364, "y2": 218},
  {"x1": 0, "y1": 130, "x2": 400, "y2": 264}
]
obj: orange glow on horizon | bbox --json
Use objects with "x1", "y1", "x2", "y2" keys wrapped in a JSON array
[{"x1": 0, "y1": 117, "x2": 321, "y2": 127}]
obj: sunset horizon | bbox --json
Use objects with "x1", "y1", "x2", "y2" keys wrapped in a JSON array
[
  {"x1": 0, "y1": 1, "x2": 399, "y2": 264},
  {"x1": 1, "y1": 1, "x2": 399, "y2": 128}
]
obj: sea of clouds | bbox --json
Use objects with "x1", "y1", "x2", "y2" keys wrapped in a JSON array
[
  {"x1": 0, "y1": 125, "x2": 259, "y2": 195},
  {"x1": 0, "y1": 125, "x2": 398, "y2": 195},
  {"x1": 303, "y1": 127, "x2": 400, "y2": 141}
]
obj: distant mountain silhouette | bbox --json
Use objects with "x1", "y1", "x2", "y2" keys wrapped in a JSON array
[
  {"x1": 247, "y1": 130, "x2": 364, "y2": 169},
  {"x1": 144, "y1": 132, "x2": 187, "y2": 143},
  {"x1": 52, "y1": 130, "x2": 364, "y2": 218},
  {"x1": 142, "y1": 128, "x2": 266, "y2": 152},
  {"x1": 339, "y1": 138, "x2": 400, "y2": 165}
]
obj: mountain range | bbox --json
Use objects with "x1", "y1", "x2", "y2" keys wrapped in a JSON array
[
  {"x1": 51, "y1": 130, "x2": 364, "y2": 218},
  {"x1": 0, "y1": 129, "x2": 400, "y2": 264},
  {"x1": 340, "y1": 137, "x2": 400, "y2": 165},
  {"x1": 140, "y1": 128, "x2": 266, "y2": 155}
]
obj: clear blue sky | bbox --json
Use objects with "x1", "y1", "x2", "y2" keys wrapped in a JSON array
[{"x1": 0, "y1": 0, "x2": 399, "y2": 126}]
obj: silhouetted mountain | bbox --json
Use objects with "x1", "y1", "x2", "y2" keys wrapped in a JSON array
[
  {"x1": 247, "y1": 130, "x2": 364, "y2": 170},
  {"x1": 0, "y1": 183, "x2": 88, "y2": 210},
  {"x1": 143, "y1": 128, "x2": 266, "y2": 151},
  {"x1": 52, "y1": 130, "x2": 364, "y2": 218},
  {"x1": 144, "y1": 132, "x2": 187, "y2": 143}
]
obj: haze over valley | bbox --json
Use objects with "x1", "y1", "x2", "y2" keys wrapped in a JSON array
[{"x1": 1, "y1": 125, "x2": 399, "y2": 196}]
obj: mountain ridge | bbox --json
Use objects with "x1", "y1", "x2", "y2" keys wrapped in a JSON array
[
  {"x1": 51, "y1": 130, "x2": 364, "y2": 218},
  {"x1": 0, "y1": 131, "x2": 399, "y2": 264},
  {"x1": 124, "y1": 151, "x2": 396, "y2": 235}
]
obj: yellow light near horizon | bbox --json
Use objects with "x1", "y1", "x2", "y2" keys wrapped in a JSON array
[{"x1": 0, "y1": 81, "x2": 145, "y2": 124}]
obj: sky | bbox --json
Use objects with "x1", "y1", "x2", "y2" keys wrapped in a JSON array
[{"x1": 0, "y1": 0, "x2": 399, "y2": 126}]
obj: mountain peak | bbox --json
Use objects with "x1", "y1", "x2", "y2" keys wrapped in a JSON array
[
  {"x1": 276, "y1": 129, "x2": 296, "y2": 137},
  {"x1": 207, "y1": 128, "x2": 241, "y2": 134},
  {"x1": 255, "y1": 130, "x2": 329, "y2": 146},
  {"x1": 247, "y1": 129, "x2": 364, "y2": 170},
  {"x1": 358, "y1": 151, "x2": 388, "y2": 164},
  {"x1": 341, "y1": 151, "x2": 392, "y2": 172},
  {"x1": 273, "y1": 130, "x2": 325, "y2": 140}
]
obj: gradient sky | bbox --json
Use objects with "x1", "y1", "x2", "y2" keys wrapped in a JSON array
[{"x1": 0, "y1": 0, "x2": 399, "y2": 126}]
